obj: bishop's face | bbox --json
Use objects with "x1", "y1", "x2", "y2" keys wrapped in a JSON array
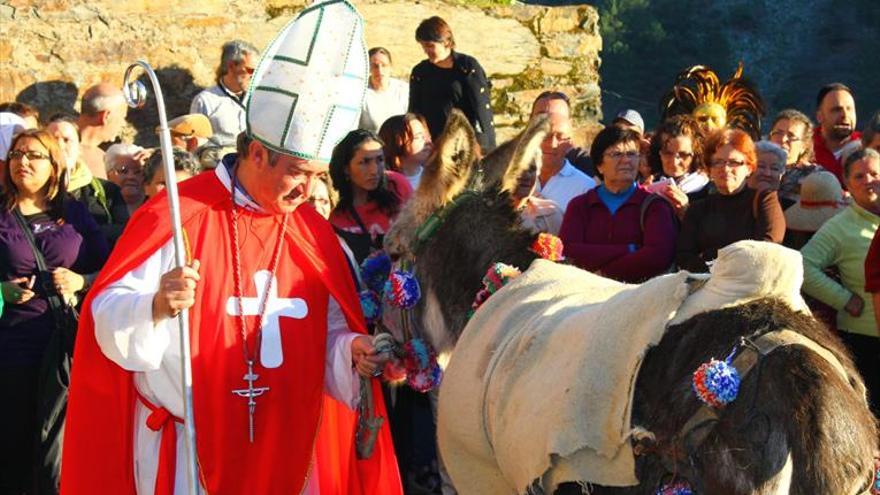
[{"x1": 248, "y1": 141, "x2": 326, "y2": 214}]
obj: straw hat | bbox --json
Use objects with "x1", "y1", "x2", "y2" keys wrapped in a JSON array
[
  {"x1": 784, "y1": 170, "x2": 845, "y2": 232},
  {"x1": 158, "y1": 114, "x2": 213, "y2": 138}
]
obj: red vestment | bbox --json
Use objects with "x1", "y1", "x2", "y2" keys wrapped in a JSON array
[
  {"x1": 61, "y1": 171, "x2": 401, "y2": 494},
  {"x1": 813, "y1": 129, "x2": 861, "y2": 185}
]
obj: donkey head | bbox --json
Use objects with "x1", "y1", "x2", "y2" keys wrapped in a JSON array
[{"x1": 383, "y1": 110, "x2": 549, "y2": 353}]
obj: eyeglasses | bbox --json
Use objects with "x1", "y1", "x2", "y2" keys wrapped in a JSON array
[
  {"x1": 243, "y1": 66, "x2": 256, "y2": 75},
  {"x1": 113, "y1": 165, "x2": 143, "y2": 175},
  {"x1": 660, "y1": 150, "x2": 694, "y2": 161},
  {"x1": 710, "y1": 158, "x2": 747, "y2": 169},
  {"x1": 8, "y1": 150, "x2": 50, "y2": 162},
  {"x1": 769, "y1": 130, "x2": 802, "y2": 143},
  {"x1": 605, "y1": 150, "x2": 641, "y2": 162}
]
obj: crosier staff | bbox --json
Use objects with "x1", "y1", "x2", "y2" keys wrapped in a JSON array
[{"x1": 123, "y1": 61, "x2": 199, "y2": 495}]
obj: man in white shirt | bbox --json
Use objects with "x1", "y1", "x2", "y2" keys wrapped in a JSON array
[
  {"x1": 190, "y1": 40, "x2": 259, "y2": 150},
  {"x1": 530, "y1": 92, "x2": 596, "y2": 212}
]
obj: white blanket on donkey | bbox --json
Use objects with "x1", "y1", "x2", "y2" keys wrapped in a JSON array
[
  {"x1": 437, "y1": 241, "x2": 808, "y2": 494},
  {"x1": 438, "y1": 260, "x2": 690, "y2": 493}
]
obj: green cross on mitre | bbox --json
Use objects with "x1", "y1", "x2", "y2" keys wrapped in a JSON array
[{"x1": 245, "y1": 0, "x2": 368, "y2": 162}]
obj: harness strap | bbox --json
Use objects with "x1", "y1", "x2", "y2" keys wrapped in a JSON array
[
  {"x1": 135, "y1": 388, "x2": 184, "y2": 495},
  {"x1": 410, "y1": 191, "x2": 478, "y2": 253},
  {"x1": 676, "y1": 328, "x2": 857, "y2": 459}
]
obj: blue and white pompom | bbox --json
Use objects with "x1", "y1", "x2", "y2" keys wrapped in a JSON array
[
  {"x1": 384, "y1": 270, "x2": 421, "y2": 309},
  {"x1": 692, "y1": 356, "x2": 741, "y2": 408},
  {"x1": 359, "y1": 289, "x2": 382, "y2": 325}
]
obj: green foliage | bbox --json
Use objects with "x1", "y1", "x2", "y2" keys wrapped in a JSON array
[{"x1": 594, "y1": 0, "x2": 879, "y2": 129}]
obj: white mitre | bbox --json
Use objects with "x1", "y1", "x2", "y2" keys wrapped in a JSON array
[{"x1": 245, "y1": 0, "x2": 368, "y2": 162}]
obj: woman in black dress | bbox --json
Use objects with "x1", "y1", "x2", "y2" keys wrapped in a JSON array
[{"x1": 409, "y1": 16, "x2": 496, "y2": 154}]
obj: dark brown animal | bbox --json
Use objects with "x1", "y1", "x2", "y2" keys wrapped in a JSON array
[{"x1": 384, "y1": 111, "x2": 877, "y2": 494}]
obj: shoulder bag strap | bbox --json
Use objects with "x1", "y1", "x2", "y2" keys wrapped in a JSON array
[
  {"x1": 347, "y1": 205, "x2": 370, "y2": 236},
  {"x1": 11, "y1": 208, "x2": 67, "y2": 316}
]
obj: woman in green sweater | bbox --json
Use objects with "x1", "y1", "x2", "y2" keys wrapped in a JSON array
[{"x1": 801, "y1": 147, "x2": 880, "y2": 414}]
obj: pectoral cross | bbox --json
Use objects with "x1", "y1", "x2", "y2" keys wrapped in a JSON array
[{"x1": 231, "y1": 360, "x2": 270, "y2": 443}]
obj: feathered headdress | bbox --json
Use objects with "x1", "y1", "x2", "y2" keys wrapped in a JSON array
[{"x1": 660, "y1": 63, "x2": 765, "y2": 140}]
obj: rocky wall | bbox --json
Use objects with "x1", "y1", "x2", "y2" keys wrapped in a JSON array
[{"x1": 1, "y1": 0, "x2": 602, "y2": 146}]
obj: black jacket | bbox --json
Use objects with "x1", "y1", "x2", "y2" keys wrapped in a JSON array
[
  {"x1": 409, "y1": 51, "x2": 496, "y2": 153},
  {"x1": 69, "y1": 178, "x2": 129, "y2": 248}
]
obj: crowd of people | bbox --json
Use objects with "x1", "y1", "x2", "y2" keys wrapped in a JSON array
[{"x1": 1, "y1": 7, "x2": 879, "y2": 495}]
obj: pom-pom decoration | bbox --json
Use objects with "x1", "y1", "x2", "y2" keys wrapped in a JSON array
[
  {"x1": 359, "y1": 289, "x2": 382, "y2": 325},
  {"x1": 402, "y1": 338, "x2": 442, "y2": 392},
  {"x1": 871, "y1": 458, "x2": 880, "y2": 495},
  {"x1": 382, "y1": 357, "x2": 408, "y2": 384},
  {"x1": 384, "y1": 270, "x2": 421, "y2": 309},
  {"x1": 360, "y1": 250, "x2": 392, "y2": 295},
  {"x1": 655, "y1": 481, "x2": 694, "y2": 495},
  {"x1": 468, "y1": 263, "x2": 522, "y2": 319},
  {"x1": 531, "y1": 233, "x2": 564, "y2": 261},
  {"x1": 692, "y1": 353, "x2": 741, "y2": 408}
]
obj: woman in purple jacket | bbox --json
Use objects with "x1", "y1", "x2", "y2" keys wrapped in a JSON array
[
  {"x1": 0, "y1": 129, "x2": 108, "y2": 493},
  {"x1": 559, "y1": 126, "x2": 677, "y2": 283}
]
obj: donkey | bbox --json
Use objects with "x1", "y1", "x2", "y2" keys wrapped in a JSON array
[{"x1": 383, "y1": 110, "x2": 878, "y2": 494}]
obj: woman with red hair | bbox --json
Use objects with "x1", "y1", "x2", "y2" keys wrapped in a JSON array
[{"x1": 675, "y1": 128, "x2": 785, "y2": 272}]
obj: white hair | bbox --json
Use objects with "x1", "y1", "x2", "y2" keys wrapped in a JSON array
[
  {"x1": 104, "y1": 143, "x2": 145, "y2": 172},
  {"x1": 755, "y1": 140, "x2": 788, "y2": 168},
  {"x1": 217, "y1": 40, "x2": 260, "y2": 79}
]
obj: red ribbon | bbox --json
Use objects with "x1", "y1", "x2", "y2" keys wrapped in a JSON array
[{"x1": 136, "y1": 389, "x2": 184, "y2": 495}]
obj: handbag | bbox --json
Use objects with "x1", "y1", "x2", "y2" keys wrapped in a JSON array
[
  {"x1": 12, "y1": 209, "x2": 78, "y2": 494},
  {"x1": 334, "y1": 206, "x2": 383, "y2": 265}
]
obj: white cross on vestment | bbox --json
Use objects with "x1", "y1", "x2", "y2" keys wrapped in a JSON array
[{"x1": 225, "y1": 269, "x2": 309, "y2": 368}]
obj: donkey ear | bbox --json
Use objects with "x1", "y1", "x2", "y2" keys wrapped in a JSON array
[
  {"x1": 497, "y1": 114, "x2": 549, "y2": 194},
  {"x1": 383, "y1": 110, "x2": 479, "y2": 260},
  {"x1": 419, "y1": 109, "x2": 479, "y2": 204}
]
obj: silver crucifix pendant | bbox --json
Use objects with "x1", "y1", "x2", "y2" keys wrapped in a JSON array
[{"x1": 231, "y1": 360, "x2": 270, "y2": 442}]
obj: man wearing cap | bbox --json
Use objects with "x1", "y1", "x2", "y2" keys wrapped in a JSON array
[
  {"x1": 161, "y1": 114, "x2": 213, "y2": 154},
  {"x1": 62, "y1": 3, "x2": 401, "y2": 494},
  {"x1": 612, "y1": 109, "x2": 645, "y2": 136}
]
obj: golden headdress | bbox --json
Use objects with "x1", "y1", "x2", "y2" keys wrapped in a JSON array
[{"x1": 660, "y1": 63, "x2": 765, "y2": 140}]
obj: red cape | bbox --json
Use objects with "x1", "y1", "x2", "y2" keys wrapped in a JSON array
[{"x1": 61, "y1": 171, "x2": 401, "y2": 494}]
